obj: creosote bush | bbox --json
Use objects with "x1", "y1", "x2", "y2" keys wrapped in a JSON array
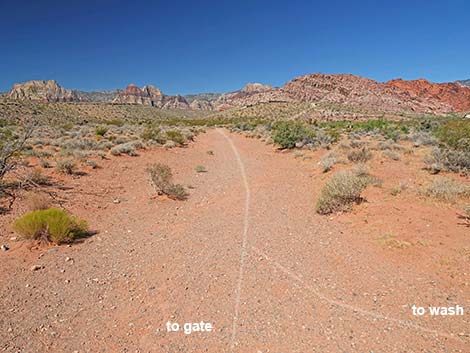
[
  {"x1": 147, "y1": 163, "x2": 188, "y2": 200},
  {"x1": 347, "y1": 147, "x2": 373, "y2": 163},
  {"x1": 165, "y1": 130, "x2": 186, "y2": 145},
  {"x1": 272, "y1": 121, "x2": 314, "y2": 149},
  {"x1": 316, "y1": 171, "x2": 370, "y2": 214},
  {"x1": 56, "y1": 158, "x2": 77, "y2": 175},
  {"x1": 13, "y1": 208, "x2": 88, "y2": 244}
]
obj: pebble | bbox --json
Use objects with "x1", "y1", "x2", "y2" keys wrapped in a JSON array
[
  {"x1": 1, "y1": 245, "x2": 9, "y2": 251},
  {"x1": 113, "y1": 199, "x2": 120, "y2": 204},
  {"x1": 65, "y1": 257, "x2": 73, "y2": 262},
  {"x1": 30, "y1": 265, "x2": 43, "y2": 271}
]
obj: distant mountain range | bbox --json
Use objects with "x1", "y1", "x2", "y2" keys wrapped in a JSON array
[{"x1": 4, "y1": 76, "x2": 470, "y2": 113}]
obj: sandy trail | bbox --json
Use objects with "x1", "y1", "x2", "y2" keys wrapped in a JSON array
[{"x1": 0, "y1": 129, "x2": 468, "y2": 352}]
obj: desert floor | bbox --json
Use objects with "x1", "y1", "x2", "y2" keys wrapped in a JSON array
[{"x1": 1, "y1": 129, "x2": 468, "y2": 352}]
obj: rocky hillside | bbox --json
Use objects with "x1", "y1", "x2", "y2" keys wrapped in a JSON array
[
  {"x1": 75, "y1": 89, "x2": 119, "y2": 102},
  {"x1": 386, "y1": 78, "x2": 470, "y2": 111},
  {"x1": 6, "y1": 75, "x2": 470, "y2": 113},
  {"x1": 6, "y1": 80, "x2": 81, "y2": 102},
  {"x1": 217, "y1": 74, "x2": 470, "y2": 113}
]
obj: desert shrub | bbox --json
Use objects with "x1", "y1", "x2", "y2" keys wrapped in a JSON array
[
  {"x1": 56, "y1": 158, "x2": 77, "y2": 175},
  {"x1": 110, "y1": 142, "x2": 138, "y2": 156},
  {"x1": 195, "y1": 165, "x2": 207, "y2": 173},
  {"x1": 421, "y1": 178, "x2": 469, "y2": 202},
  {"x1": 164, "y1": 184, "x2": 189, "y2": 200},
  {"x1": 95, "y1": 126, "x2": 108, "y2": 137},
  {"x1": 347, "y1": 148, "x2": 372, "y2": 163},
  {"x1": 321, "y1": 152, "x2": 336, "y2": 173},
  {"x1": 434, "y1": 120, "x2": 470, "y2": 150},
  {"x1": 39, "y1": 158, "x2": 52, "y2": 168},
  {"x1": 25, "y1": 192, "x2": 50, "y2": 211},
  {"x1": 458, "y1": 206, "x2": 470, "y2": 227},
  {"x1": 27, "y1": 168, "x2": 50, "y2": 185},
  {"x1": 147, "y1": 163, "x2": 188, "y2": 200},
  {"x1": 12, "y1": 208, "x2": 88, "y2": 244},
  {"x1": 147, "y1": 163, "x2": 172, "y2": 192},
  {"x1": 85, "y1": 160, "x2": 98, "y2": 169},
  {"x1": 141, "y1": 126, "x2": 166, "y2": 143},
  {"x1": 424, "y1": 146, "x2": 470, "y2": 173},
  {"x1": 1, "y1": 125, "x2": 34, "y2": 182},
  {"x1": 382, "y1": 150, "x2": 401, "y2": 161},
  {"x1": 352, "y1": 163, "x2": 370, "y2": 177},
  {"x1": 272, "y1": 121, "x2": 315, "y2": 149},
  {"x1": 408, "y1": 131, "x2": 438, "y2": 147},
  {"x1": 316, "y1": 171, "x2": 370, "y2": 214},
  {"x1": 165, "y1": 130, "x2": 186, "y2": 145}
]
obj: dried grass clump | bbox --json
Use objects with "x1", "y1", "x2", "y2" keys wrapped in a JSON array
[
  {"x1": 147, "y1": 163, "x2": 188, "y2": 200},
  {"x1": 316, "y1": 171, "x2": 370, "y2": 214}
]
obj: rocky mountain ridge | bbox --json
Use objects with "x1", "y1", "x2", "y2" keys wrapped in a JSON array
[{"x1": 6, "y1": 75, "x2": 470, "y2": 113}]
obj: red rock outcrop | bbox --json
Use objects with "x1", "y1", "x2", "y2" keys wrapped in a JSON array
[
  {"x1": 215, "y1": 74, "x2": 458, "y2": 113},
  {"x1": 385, "y1": 78, "x2": 470, "y2": 111}
]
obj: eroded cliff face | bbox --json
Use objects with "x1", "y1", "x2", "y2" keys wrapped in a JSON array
[
  {"x1": 111, "y1": 84, "x2": 192, "y2": 110},
  {"x1": 7, "y1": 80, "x2": 81, "y2": 102}
]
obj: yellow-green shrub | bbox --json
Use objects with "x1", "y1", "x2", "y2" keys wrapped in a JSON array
[{"x1": 13, "y1": 208, "x2": 88, "y2": 244}]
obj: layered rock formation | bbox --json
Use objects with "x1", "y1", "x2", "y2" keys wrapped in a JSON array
[
  {"x1": 112, "y1": 84, "x2": 190, "y2": 109},
  {"x1": 386, "y1": 78, "x2": 470, "y2": 111},
  {"x1": 216, "y1": 74, "x2": 467, "y2": 113},
  {"x1": 6, "y1": 80, "x2": 81, "y2": 102}
]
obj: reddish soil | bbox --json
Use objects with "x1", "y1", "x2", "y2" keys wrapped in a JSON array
[{"x1": 0, "y1": 130, "x2": 468, "y2": 352}]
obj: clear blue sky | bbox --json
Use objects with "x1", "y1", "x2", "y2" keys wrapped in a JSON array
[{"x1": 1, "y1": 0, "x2": 469, "y2": 94}]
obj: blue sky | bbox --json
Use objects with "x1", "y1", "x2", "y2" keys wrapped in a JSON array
[{"x1": 1, "y1": 0, "x2": 469, "y2": 94}]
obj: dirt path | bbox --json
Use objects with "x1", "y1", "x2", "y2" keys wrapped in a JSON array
[{"x1": 0, "y1": 129, "x2": 468, "y2": 352}]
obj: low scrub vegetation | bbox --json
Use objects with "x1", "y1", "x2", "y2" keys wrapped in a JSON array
[
  {"x1": 272, "y1": 121, "x2": 315, "y2": 149},
  {"x1": 316, "y1": 171, "x2": 370, "y2": 214},
  {"x1": 147, "y1": 163, "x2": 188, "y2": 200},
  {"x1": 13, "y1": 208, "x2": 88, "y2": 244},
  {"x1": 347, "y1": 147, "x2": 372, "y2": 163},
  {"x1": 56, "y1": 157, "x2": 77, "y2": 175},
  {"x1": 421, "y1": 178, "x2": 470, "y2": 202}
]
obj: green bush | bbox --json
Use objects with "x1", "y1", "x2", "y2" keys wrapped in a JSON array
[
  {"x1": 316, "y1": 171, "x2": 370, "y2": 214},
  {"x1": 95, "y1": 126, "x2": 108, "y2": 137},
  {"x1": 13, "y1": 208, "x2": 88, "y2": 244},
  {"x1": 434, "y1": 120, "x2": 470, "y2": 150},
  {"x1": 141, "y1": 126, "x2": 166, "y2": 143},
  {"x1": 272, "y1": 121, "x2": 314, "y2": 149},
  {"x1": 165, "y1": 130, "x2": 186, "y2": 145}
]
